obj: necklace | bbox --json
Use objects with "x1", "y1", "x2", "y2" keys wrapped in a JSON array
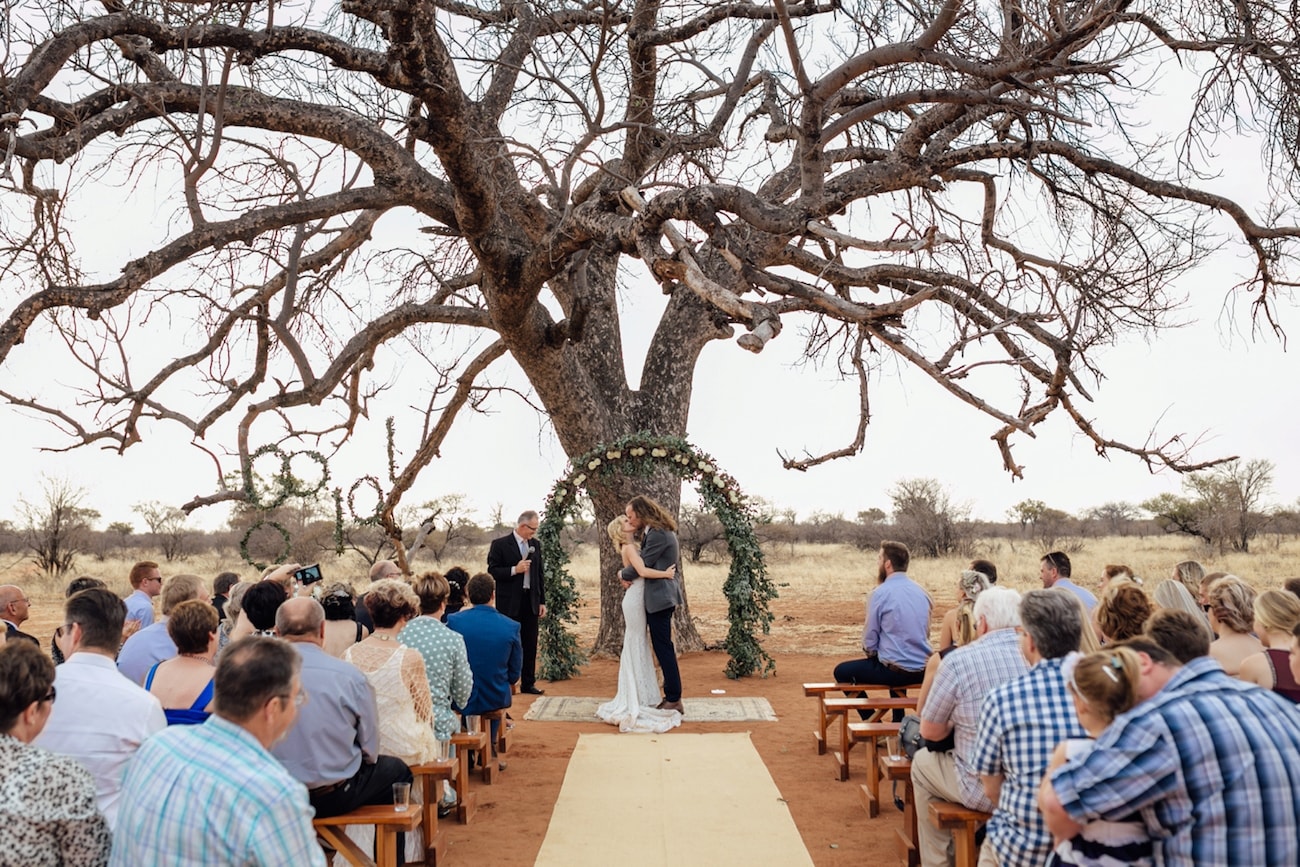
[
  {"x1": 374, "y1": 632, "x2": 397, "y2": 641},
  {"x1": 178, "y1": 653, "x2": 215, "y2": 666}
]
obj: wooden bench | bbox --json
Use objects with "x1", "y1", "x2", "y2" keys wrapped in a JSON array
[
  {"x1": 479, "y1": 708, "x2": 509, "y2": 784},
  {"x1": 928, "y1": 800, "x2": 992, "y2": 867},
  {"x1": 879, "y1": 755, "x2": 918, "y2": 867},
  {"x1": 450, "y1": 729, "x2": 490, "y2": 822},
  {"x1": 803, "y1": 682, "x2": 864, "y2": 754},
  {"x1": 848, "y1": 721, "x2": 900, "y2": 816},
  {"x1": 823, "y1": 696, "x2": 917, "y2": 781},
  {"x1": 313, "y1": 804, "x2": 422, "y2": 867},
  {"x1": 410, "y1": 759, "x2": 457, "y2": 865}
]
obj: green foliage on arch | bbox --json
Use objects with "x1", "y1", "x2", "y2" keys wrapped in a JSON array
[{"x1": 537, "y1": 432, "x2": 777, "y2": 681}]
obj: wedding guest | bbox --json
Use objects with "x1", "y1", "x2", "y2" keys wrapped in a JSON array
[
  {"x1": 973, "y1": 590, "x2": 1087, "y2": 867},
  {"x1": 124, "y1": 561, "x2": 162, "y2": 628},
  {"x1": 934, "y1": 559, "x2": 997, "y2": 652},
  {"x1": 1170, "y1": 560, "x2": 1205, "y2": 601},
  {"x1": 1237, "y1": 589, "x2": 1300, "y2": 701},
  {"x1": 1151, "y1": 578, "x2": 1209, "y2": 631},
  {"x1": 443, "y1": 566, "x2": 470, "y2": 620},
  {"x1": 110, "y1": 637, "x2": 325, "y2": 867},
  {"x1": 914, "y1": 587, "x2": 1026, "y2": 867},
  {"x1": 318, "y1": 582, "x2": 370, "y2": 657},
  {"x1": 0, "y1": 641, "x2": 112, "y2": 866},
  {"x1": 834, "y1": 540, "x2": 932, "y2": 721},
  {"x1": 970, "y1": 559, "x2": 999, "y2": 584},
  {"x1": 50, "y1": 576, "x2": 107, "y2": 664},
  {"x1": 1198, "y1": 570, "x2": 1229, "y2": 612},
  {"x1": 448, "y1": 573, "x2": 521, "y2": 771},
  {"x1": 1094, "y1": 584, "x2": 1153, "y2": 644},
  {"x1": 1142, "y1": 608, "x2": 1212, "y2": 664},
  {"x1": 144, "y1": 599, "x2": 219, "y2": 725},
  {"x1": 1060, "y1": 590, "x2": 1101, "y2": 654},
  {"x1": 1286, "y1": 578, "x2": 1300, "y2": 601},
  {"x1": 937, "y1": 569, "x2": 991, "y2": 651},
  {"x1": 1040, "y1": 636, "x2": 1300, "y2": 866},
  {"x1": 1040, "y1": 552, "x2": 1096, "y2": 610},
  {"x1": 241, "y1": 580, "x2": 287, "y2": 635},
  {"x1": 487, "y1": 511, "x2": 547, "y2": 694},
  {"x1": 35, "y1": 587, "x2": 165, "y2": 828},
  {"x1": 1205, "y1": 576, "x2": 1263, "y2": 675},
  {"x1": 0, "y1": 585, "x2": 38, "y2": 646},
  {"x1": 117, "y1": 574, "x2": 208, "y2": 685},
  {"x1": 1099, "y1": 564, "x2": 1137, "y2": 592},
  {"x1": 217, "y1": 581, "x2": 253, "y2": 649},
  {"x1": 212, "y1": 571, "x2": 239, "y2": 621}
]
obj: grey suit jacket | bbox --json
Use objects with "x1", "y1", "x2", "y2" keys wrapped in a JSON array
[{"x1": 621, "y1": 527, "x2": 682, "y2": 614}]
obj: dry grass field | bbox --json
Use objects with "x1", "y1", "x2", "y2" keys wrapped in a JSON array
[{"x1": 9, "y1": 534, "x2": 1300, "y2": 654}]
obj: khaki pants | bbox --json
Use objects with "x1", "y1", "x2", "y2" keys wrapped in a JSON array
[{"x1": 911, "y1": 747, "x2": 984, "y2": 867}]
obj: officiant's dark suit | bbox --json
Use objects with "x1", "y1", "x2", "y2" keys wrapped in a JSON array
[{"x1": 486, "y1": 512, "x2": 546, "y2": 693}]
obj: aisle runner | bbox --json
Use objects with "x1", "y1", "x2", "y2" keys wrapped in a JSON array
[
  {"x1": 524, "y1": 695, "x2": 777, "y2": 723},
  {"x1": 535, "y1": 732, "x2": 814, "y2": 867}
]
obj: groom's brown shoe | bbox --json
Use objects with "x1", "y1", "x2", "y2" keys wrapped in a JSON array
[{"x1": 659, "y1": 700, "x2": 685, "y2": 715}]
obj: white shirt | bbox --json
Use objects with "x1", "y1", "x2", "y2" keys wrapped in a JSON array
[{"x1": 34, "y1": 651, "x2": 166, "y2": 829}]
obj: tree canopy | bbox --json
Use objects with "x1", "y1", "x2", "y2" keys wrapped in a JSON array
[{"x1": 2, "y1": 0, "x2": 1298, "y2": 615}]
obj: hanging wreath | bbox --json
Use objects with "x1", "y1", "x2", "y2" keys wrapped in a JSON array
[
  {"x1": 239, "y1": 520, "x2": 292, "y2": 571},
  {"x1": 537, "y1": 431, "x2": 777, "y2": 681}
]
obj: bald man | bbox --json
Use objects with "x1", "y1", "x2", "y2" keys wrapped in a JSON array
[{"x1": 0, "y1": 584, "x2": 39, "y2": 646}]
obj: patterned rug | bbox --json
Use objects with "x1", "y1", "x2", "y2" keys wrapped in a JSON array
[{"x1": 523, "y1": 695, "x2": 778, "y2": 723}]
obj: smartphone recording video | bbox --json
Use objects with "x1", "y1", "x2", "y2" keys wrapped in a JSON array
[{"x1": 294, "y1": 564, "x2": 324, "y2": 585}]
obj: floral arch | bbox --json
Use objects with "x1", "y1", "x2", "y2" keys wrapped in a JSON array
[{"x1": 535, "y1": 432, "x2": 777, "y2": 681}]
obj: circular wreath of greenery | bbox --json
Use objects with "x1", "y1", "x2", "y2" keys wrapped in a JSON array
[
  {"x1": 242, "y1": 445, "x2": 330, "y2": 510},
  {"x1": 239, "y1": 520, "x2": 292, "y2": 571},
  {"x1": 536, "y1": 431, "x2": 777, "y2": 682},
  {"x1": 348, "y1": 475, "x2": 385, "y2": 525}
]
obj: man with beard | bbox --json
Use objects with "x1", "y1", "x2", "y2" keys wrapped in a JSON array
[{"x1": 833, "y1": 540, "x2": 932, "y2": 720}]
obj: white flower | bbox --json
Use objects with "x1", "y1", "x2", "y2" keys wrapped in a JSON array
[
  {"x1": 572, "y1": 474, "x2": 587, "y2": 486},
  {"x1": 713, "y1": 475, "x2": 723, "y2": 486},
  {"x1": 729, "y1": 492, "x2": 739, "y2": 504},
  {"x1": 630, "y1": 447, "x2": 646, "y2": 456},
  {"x1": 555, "y1": 488, "x2": 567, "y2": 500},
  {"x1": 588, "y1": 458, "x2": 602, "y2": 469},
  {"x1": 607, "y1": 450, "x2": 621, "y2": 459},
  {"x1": 698, "y1": 460, "x2": 710, "y2": 470},
  {"x1": 651, "y1": 448, "x2": 667, "y2": 457}
]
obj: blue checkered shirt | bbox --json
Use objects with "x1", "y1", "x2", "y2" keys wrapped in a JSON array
[
  {"x1": 973, "y1": 656, "x2": 1086, "y2": 867},
  {"x1": 1051, "y1": 656, "x2": 1300, "y2": 867},
  {"x1": 110, "y1": 714, "x2": 325, "y2": 866},
  {"x1": 922, "y1": 628, "x2": 1028, "y2": 809}
]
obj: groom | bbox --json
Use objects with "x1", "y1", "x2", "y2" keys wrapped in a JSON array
[{"x1": 622, "y1": 496, "x2": 684, "y2": 714}]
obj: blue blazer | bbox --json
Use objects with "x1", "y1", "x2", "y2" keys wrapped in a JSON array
[{"x1": 447, "y1": 604, "x2": 523, "y2": 715}]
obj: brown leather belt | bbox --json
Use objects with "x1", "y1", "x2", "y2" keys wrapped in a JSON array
[
  {"x1": 881, "y1": 660, "x2": 925, "y2": 675},
  {"x1": 309, "y1": 780, "x2": 346, "y2": 796}
]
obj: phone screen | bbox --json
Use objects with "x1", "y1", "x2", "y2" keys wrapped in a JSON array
[{"x1": 294, "y1": 564, "x2": 323, "y2": 585}]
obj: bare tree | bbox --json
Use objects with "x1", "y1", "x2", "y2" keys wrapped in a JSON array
[
  {"x1": 17, "y1": 477, "x2": 100, "y2": 575},
  {"x1": 890, "y1": 478, "x2": 971, "y2": 557},
  {"x1": 133, "y1": 500, "x2": 191, "y2": 561},
  {"x1": 2, "y1": 0, "x2": 1297, "y2": 647},
  {"x1": 1143, "y1": 458, "x2": 1275, "y2": 553}
]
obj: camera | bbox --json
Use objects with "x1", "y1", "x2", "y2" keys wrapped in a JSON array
[{"x1": 294, "y1": 564, "x2": 324, "y2": 585}]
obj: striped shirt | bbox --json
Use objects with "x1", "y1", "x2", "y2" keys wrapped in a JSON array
[
  {"x1": 1051, "y1": 657, "x2": 1300, "y2": 867},
  {"x1": 921, "y1": 628, "x2": 1028, "y2": 810},
  {"x1": 110, "y1": 715, "x2": 325, "y2": 866},
  {"x1": 973, "y1": 656, "x2": 1086, "y2": 867}
]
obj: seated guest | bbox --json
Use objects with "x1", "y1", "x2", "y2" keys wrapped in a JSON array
[
  {"x1": 1286, "y1": 578, "x2": 1300, "y2": 600},
  {"x1": 936, "y1": 569, "x2": 991, "y2": 652},
  {"x1": 1049, "y1": 648, "x2": 1153, "y2": 867},
  {"x1": 0, "y1": 584, "x2": 39, "y2": 647},
  {"x1": 271, "y1": 599, "x2": 412, "y2": 828},
  {"x1": 1151, "y1": 578, "x2": 1209, "y2": 631},
  {"x1": 1099, "y1": 564, "x2": 1136, "y2": 592},
  {"x1": 1238, "y1": 589, "x2": 1300, "y2": 702},
  {"x1": 1040, "y1": 636, "x2": 1300, "y2": 866},
  {"x1": 117, "y1": 574, "x2": 208, "y2": 685},
  {"x1": 111, "y1": 637, "x2": 325, "y2": 866},
  {"x1": 318, "y1": 582, "x2": 370, "y2": 658},
  {"x1": 145, "y1": 599, "x2": 219, "y2": 725},
  {"x1": 217, "y1": 581, "x2": 253, "y2": 649},
  {"x1": 1205, "y1": 576, "x2": 1263, "y2": 675},
  {"x1": 443, "y1": 566, "x2": 470, "y2": 620},
  {"x1": 972, "y1": 590, "x2": 1087, "y2": 867},
  {"x1": 1170, "y1": 559, "x2": 1205, "y2": 601},
  {"x1": 834, "y1": 540, "x2": 932, "y2": 721},
  {"x1": 0, "y1": 640, "x2": 112, "y2": 866},
  {"x1": 346, "y1": 580, "x2": 440, "y2": 767},
  {"x1": 1198, "y1": 570, "x2": 1229, "y2": 613},
  {"x1": 1041, "y1": 552, "x2": 1096, "y2": 610},
  {"x1": 35, "y1": 588, "x2": 165, "y2": 828},
  {"x1": 914, "y1": 587, "x2": 1027, "y2": 867},
  {"x1": 1058, "y1": 590, "x2": 1101, "y2": 654},
  {"x1": 211, "y1": 571, "x2": 239, "y2": 621},
  {"x1": 1094, "y1": 583, "x2": 1153, "y2": 644},
  {"x1": 1142, "y1": 608, "x2": 1212, "y2": 664},
  {"x1": 123, "y1": 561, "x2": 162, "y2": 628},
  {"x1": 241, "y1": 580, "x2": 287, "y2": 636},
  {"x1": 51, "y1": 576, "x2": 107, "y2": 664},
  {"x1": 402, "y1": 571, "x2": 473, "y2": 809},
  {"x1": 448, "y1": 573, "x2": 522, "y2": 770}
]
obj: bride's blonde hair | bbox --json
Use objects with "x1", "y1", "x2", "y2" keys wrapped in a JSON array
[{"x1": 606, "y1": 515, "x2": 629, "y2": 547}]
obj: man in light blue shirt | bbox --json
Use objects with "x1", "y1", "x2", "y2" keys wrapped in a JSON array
[
  {"x1": 123, "y1": 561, "x2": 162, "y2": 628},
  {"x1": 1040, "y1": 551, "x2": 1097, "y2": 610},
  {"x1": 117, "y1": 573, "x2": 207, "y2": 685},
  {"x1": 110, "y1": 636, "x2": 325, "y2": 867},
  {"x1": 833, "y1": 540, "x2": 932, "y2": 720}
]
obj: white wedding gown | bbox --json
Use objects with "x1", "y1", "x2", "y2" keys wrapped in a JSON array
[{"x1": 596, "y1": 578, "x2": 683, "y2": 733}]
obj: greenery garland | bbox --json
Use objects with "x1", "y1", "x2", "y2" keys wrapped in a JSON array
[
  {"x1": 239, "y1": 520, "x2": 292, "y2": 571},
  {"x1": 537, "y1": 431, "x2": 777, "y2": 681}
]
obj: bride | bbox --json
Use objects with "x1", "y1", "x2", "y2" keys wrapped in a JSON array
[{"x1": 597, "y1": 515, "x2": 684, "y2": 733}]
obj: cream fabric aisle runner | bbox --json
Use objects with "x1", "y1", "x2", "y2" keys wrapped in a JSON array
[{"x1": 535, "y1": 732, "x2": 814, "y2": 867}]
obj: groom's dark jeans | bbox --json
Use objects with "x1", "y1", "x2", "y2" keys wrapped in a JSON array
[{"x1": 647, "y1": 605, "x2": 681, "y2": 702}]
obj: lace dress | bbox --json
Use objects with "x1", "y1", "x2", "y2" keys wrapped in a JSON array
[
  {"x1": 596, "y1": 577, "x2": 682, "y2": 733},
  {"x1": 344, "y1": 640, "x2": 440, "y2": 861}
]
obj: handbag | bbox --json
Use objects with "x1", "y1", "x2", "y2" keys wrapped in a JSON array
[{"x1": 899, "y1": 712, "x2": 955, "y2": 758}]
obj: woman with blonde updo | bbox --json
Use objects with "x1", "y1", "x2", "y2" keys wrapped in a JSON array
[
  {"x1": 1237, "y1": 589, "x2": 1300, "y2": 701},
  {"x1": 1048, "y1": 648, "x2": 1154, "y2": 867},
  {"x1": 596, "y1": 515, "x2": 682, "y2": 733},
  {"x1": 1205, "y1": 577, "x2": 1263, "y2": 675}
]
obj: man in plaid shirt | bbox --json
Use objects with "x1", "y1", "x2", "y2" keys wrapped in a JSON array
[
  {"x1": 1040, "y1": 637, "x2": 1300, "y2": 866},
  {"x1": 972, "y1": 590, "x2": 1087, "y2": 866}
]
